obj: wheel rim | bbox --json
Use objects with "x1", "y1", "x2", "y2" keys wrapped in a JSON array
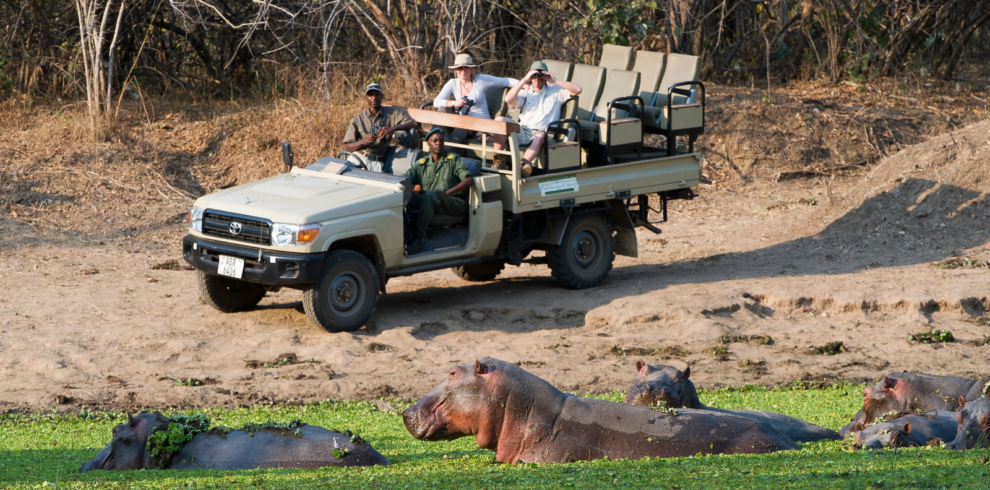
[
  {"x1": 327, "y1": 272, "x2": 364, "y2": 316},
  {"x1": 570, "y1": 227, "x2": 603, "y2": 272}
]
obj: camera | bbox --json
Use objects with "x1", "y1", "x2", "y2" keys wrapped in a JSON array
[{"x1": 458, "y1": 96, "x2": 475, "y2": 116}]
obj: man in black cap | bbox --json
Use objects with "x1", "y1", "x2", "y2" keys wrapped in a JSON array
[
  {"x1": 402, "y1": 127, "x2": 474, "y2": 254},
  {"x1": 341, "y1": 83, "x2": 417, "y2": 173}
]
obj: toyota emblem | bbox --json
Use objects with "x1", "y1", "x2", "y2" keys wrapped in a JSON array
[{"x1": 228, "y1": 221, "x2": 243, "y2": 235}]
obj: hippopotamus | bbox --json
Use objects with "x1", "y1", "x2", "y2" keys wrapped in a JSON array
[
  {"x1": 945, "y1": 397, "x2": 990, "y2": 450},
  {"x1": 402, "y1": 357, "x2": 798, "y2": 463},
  {"x1": 80, "y1": 413, "x2": 390, "y2": 471},
  {"x1": 624, "y1": 361, "x2": 840, "y2": 443},
  {"x1": 838, "y1": 372, "x2": 987, "y2": 436},
  {"x1": 852, "y1": 411, "x2": 958, "y2": 450}
]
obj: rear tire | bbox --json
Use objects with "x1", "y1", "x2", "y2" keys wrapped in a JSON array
[
  {"x1": 196, "y1": 270, "x2": 267, "y2": 312},
  {"x1": 303, "y1": 250, "x2": 380, "y2": 333},
  {"x1": 548, "y1": 213, "x2": 615, "y2": 289},
  {"x1": 451, "y1": 261, "x2": 506, "y2": 282}
]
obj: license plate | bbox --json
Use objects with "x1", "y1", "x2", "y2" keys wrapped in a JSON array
[{"x1": 217, "y1": 255, "x2": 245, "y2": 279}]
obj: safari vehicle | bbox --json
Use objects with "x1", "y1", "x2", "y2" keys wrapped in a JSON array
[{"x1": 182, "y1": 47, "x2": 705, "y2": 332}]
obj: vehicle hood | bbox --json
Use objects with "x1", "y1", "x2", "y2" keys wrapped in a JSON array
[{"x1": 194, "y1": 172, "x2": 403, "y2": 224}]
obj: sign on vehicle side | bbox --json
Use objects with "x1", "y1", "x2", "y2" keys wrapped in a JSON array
[{"x1": 538, "y1": 175, "x2": 579, "y2": 197}]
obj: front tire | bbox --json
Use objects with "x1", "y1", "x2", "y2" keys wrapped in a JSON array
[
  {"x1": 451, "y1": 261, "x2": 506, "y2": 282},
  {"x1": 303, "y1": 250, "x2": 380, "y2": 333},
  {"x1": 548, "y1": 213, "x2": 615, "y2": 289},
  {"x1": 196, "y1": 270, "x2": 267, "y2": 312}
]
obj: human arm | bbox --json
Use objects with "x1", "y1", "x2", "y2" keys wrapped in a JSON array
[
  {"x1": 545, "y1": 72, "x2": 581, "y2": 96},
  {"x1": 475, "y1": 74, "x2": 520, "y2": 89},
  {"x1": 440, "y1": 176, "x2": 474, "y2": 197},
  {"x1": 342, "y1": 119, "x2": 377, "y2": 152},
  {"x1": 433, "y1": 80, "x2": 467, "y2": 109}
]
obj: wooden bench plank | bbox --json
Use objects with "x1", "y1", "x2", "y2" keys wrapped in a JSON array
[{"x1": 407, "y1": 108, "x2": 520, "y2": 136}]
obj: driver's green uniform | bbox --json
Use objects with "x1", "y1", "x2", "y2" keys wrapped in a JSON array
[{"x1": 403, "y1": 152, "x2": 471, "y2": 235}]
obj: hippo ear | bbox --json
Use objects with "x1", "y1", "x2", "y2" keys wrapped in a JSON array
[
  {"x1": 981, "y1": 413, "x2": 990, "y2": 428},
  {"x1": 882, "y1": 375, "x2": 894, "y2": 390},
  {"x1": 127, "y1": 413, "x2": 136, "y2": 426},
  {"x1": 635, "y1": 359, "x2": 645, "y2": 372},
  {"x1": 682, "y1": 366, "x2": 691, "y2": 380},
  {"x1": 958, "y1": 396, "x2": 967, "y2": 408},
  {"x1": 901, "y1": 421, "x2": 912, "y2": 434},
  {"x1": 854, "y1": 422, "x2": 865, "y2": 433},
  {"x1": 474, "y1": 359, "x2": 488, "y2": 375}
]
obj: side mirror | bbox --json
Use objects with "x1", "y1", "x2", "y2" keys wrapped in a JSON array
[{"x1": 281, "y1": 142, "x2": 294, "y2": 170}]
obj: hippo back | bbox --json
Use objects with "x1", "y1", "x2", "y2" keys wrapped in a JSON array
[
  {"x1": 707, "y1": 408, "x2": 840, "y2": 443},
  {"x1": 169, "y1": 425, "x2": 389, "y2": 470},
  {"x1": 529, "y1": 397, "x2": 798, "y2": 463}
]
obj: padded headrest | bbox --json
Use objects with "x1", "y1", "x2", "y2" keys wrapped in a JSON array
[
  {"x1": 633, "y1": 51, "x2": 666, "y2": 98},
  {"x1": 599, "y1": 44, "x2": 633, "y2": 71},
  {"x1": 485, "y1": 86, "x2": 508, "y2": 118},
  {"x1": 570, "y1": 63, "x2": 607, "y2": 120},
  {"x1": 659, "y1": 54, "x2": 701, "y2": 92},
  {"x1": 462, "y1": 157, "x2": 482, "y2": 177},
  {"x1": 543, "y1": 60, "x2": 574, "y2": 81},
  {"x1": 595, "y1": 69, "x2": 640, "y2": 121}
]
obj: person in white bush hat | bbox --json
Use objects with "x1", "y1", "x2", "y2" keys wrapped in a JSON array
[{"x1": 433, "y1": 53, "x2": 518, "y2": 142}]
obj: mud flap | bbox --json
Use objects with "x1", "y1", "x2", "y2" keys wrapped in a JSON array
[
  {"x1": 537, "y1": 214, "x2": 569, "y2": 246},
  {"x1": 606, "y1": 200, "x2": 638, "y2": 258}
]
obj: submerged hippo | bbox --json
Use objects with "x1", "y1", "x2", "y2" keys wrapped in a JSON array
[
  {"x1": 853, "y1": 411, "x2": 958, "y2": 450},
  {"x1": 945, "y1": 397, "x2": 990, "y2": 450},
  {"x1": 403, "y1": 357, "x2": 798, "y2": 463},
  {"x1": 838, "y1": 372, "x2": 987, "y2": 436},
  {"x1": 80, "y1": 413, "x2": 390, "y2": 471},
  {"x1": 624, "y1": 361, "x2": 840, "y2": 443}
]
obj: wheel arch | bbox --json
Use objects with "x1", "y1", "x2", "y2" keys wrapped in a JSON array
[{"x1": 325, "y1": 233, "x2": 387, "y2": 294}]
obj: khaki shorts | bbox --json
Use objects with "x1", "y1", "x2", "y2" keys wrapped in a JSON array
[{"x1": 504, "y1": 116, "x2": 542, "y2": 146}]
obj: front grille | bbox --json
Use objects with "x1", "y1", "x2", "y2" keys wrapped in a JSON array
[{"x1": 203, "y1": 210, "x2": 271, "y2": 245}]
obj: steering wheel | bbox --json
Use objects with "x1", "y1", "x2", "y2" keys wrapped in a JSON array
[{"x1": 335, "y1": 151, "x2": 367, "y2": 170}]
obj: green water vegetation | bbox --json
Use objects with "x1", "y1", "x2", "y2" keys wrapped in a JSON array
[
  {"x1": 907, "y1": 329, "x2": 955, "y2": 343},
  {"x1": 2, "y1": 385, "x2": 988, "y2": 489},
  {"x1": 807, "y1": 341, "x2": 849, "y2": 355}
]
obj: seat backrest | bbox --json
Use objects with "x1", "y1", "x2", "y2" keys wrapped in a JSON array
[
  {"x1": 632, "y1": 50, "x2": 666, "y2": 105},
  {"x1": 462, "y1": 157, "x2": 483, "y2": 177},
  {"x1": 658, "y1": 53, "x2": 701, "y2": 103},
  {"x1": 543, "y1": 60, "x2": 574, "y2": 81},
  {"x1": 599, "y1": 44, "x2": 633, "y2": 71},
  {"x1": 485, "y1": 86, "x2": 508, "y2": 119},
  {"x1": 593, "y1": 69, "x2": 640, "y2": 122},
  {"x1": 569, "y1": 63, "x2": 607, "y2": 121}
]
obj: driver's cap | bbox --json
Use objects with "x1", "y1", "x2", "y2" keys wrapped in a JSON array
[{"x1": 365, "y1": 83, "x2": 383, "y2": 95}]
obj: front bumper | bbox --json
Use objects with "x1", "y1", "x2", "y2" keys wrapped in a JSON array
[{"x1": 182, "y1": 235, "x2": 325, "y2": 287}]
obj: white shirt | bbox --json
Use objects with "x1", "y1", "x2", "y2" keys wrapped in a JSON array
[
  {"x1": 514, "y1": 84, "x2": 572, "y2": 132},
  {"x1": 433, "y1": 74, "x2": 519, "y2": 119}
]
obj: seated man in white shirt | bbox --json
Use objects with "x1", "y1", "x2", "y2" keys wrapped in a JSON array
[{"x1": 491, "y1": 61, "x2": 582, "y2": 177}]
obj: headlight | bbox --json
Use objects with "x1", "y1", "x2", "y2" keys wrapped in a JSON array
[
  {"x1": 271, "y1": 223, "x2": 323, "y2": 246},
  {"x1": 189, "y1": 207, "x2": 204, "y2": 232}
]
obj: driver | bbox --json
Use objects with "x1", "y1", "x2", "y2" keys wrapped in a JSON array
[
  {"x1": 402, "y1": 128, "x2": 474, "y2": 254},
  {"x1": 341, "y1": 83, "x2": 417, "y2": 173}
]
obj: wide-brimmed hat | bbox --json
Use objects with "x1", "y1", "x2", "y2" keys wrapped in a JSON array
[{"x1": 448, "y1": 53, "x2": 478, "y2": 69}]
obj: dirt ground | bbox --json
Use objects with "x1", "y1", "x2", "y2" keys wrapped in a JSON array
[{"x1": 1, "y1": 84, "x2": 989, "y2": 411}]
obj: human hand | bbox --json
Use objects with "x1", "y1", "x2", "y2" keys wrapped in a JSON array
[
  {"x1": 361, "y1": 133, "x2": 378, "y2": 146},
  {"x1": 376, "y1": 126, "x2": 392, "y2": 139},
  {"x1": 413, "y1": 184, "x2": 422, "y2": 193},
  {"x1": 452, "y1": 98, "x2": 467, "y2": 108},
  {"x1": 523, "y1": 69, "x2": 540, "y2": 81},
  {"x1": 545, "y1": 72, "x2": 557, "y2": 84},
  {"x1": 436, "y1": 189, "x2": 447, "y2": 198}
]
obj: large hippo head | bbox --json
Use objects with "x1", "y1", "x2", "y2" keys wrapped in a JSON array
[
  {"x1": 854, "y1": 420, "x2": 913, "y2": 450},
  {"x1": 623, "y1": 361, "x2": 701, "y2": 409},
  {"x1": 945, "y1": 397, "x2": 990, "y2": 450},
  {"x1": 859, "y1": 374, "x2": 909, "y2": 424},
  {"x1": 79, "y1": 413, "x2": 169, "y2": 471},
  {"x1": 403, "y1": 357, "x2": 564, "y2": 458}
]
